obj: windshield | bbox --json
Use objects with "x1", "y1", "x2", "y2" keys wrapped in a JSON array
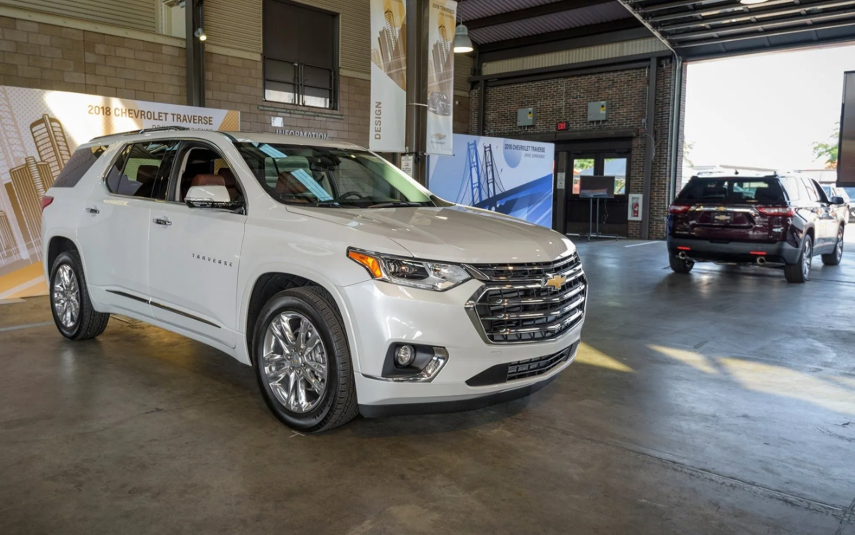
[
  {"x1": 235, "y1": 142, "x2": 434, "y2": 208},
  {"x1": 677, "y1": 178, "x2": 786, "y2": 203}
]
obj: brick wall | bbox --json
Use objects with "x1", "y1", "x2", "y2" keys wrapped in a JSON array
[
  {"x1": 0, "y1": 16, "x2": 372, "y2": 146},
  {"x1": 0, "y1": 17, "x2": 186, "y2": 103},
  {"x1": 204, "y1": 51, "x2": 370, "y2": 145},
  {"x1": 469, "y1": 62, "x2": 682, "y2": 240}
]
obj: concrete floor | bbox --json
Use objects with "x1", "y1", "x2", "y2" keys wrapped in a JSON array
[{"x1": 2, "y1": 235, "x2": 854, "y2": 535}]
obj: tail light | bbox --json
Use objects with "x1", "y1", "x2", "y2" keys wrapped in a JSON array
[
  {"x1": 40, "y1": 196, "x2": 54, "y2": 212},
  {"x1": 756, "y1": 206, "x2": 794, "y2": 217},
  {"x1": 669, "y1": 204, "x2": 690, "y2": 214}
]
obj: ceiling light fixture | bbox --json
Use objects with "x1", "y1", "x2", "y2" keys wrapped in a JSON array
[
  {"x1": 453, "y1": 24, "x2": 473, "y2": 53},
  {"x1": 739, "y1": 0, "x2": 769, "y2": 5}
]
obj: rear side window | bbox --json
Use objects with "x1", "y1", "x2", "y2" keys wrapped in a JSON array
[
  {"x1": 52, "y1": 146, "x2": 108, "y2": 188},
  {"x1": 105, "y1": 141, "x2": 179, "y2": 200},
  {"x1": 677, "y1": 178, "x2": 786, "y2": 203}
]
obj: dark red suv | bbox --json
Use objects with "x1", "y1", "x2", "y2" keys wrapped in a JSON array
[{"x1": 667, "y1": 173, "x2": 847, "y2": 283}]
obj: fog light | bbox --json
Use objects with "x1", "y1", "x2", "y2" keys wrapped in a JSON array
[{"x1": 395, "y1": 345, "x2": 415, "y2": 367}]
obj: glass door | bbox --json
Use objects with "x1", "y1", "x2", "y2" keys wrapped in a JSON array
[{"x1": 565, "y1": 151, "x2": 631, "y2": 237}]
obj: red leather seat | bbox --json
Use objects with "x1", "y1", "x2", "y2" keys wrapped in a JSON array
[
  {"x1": 190, "y1": 174, "x2": 226, "y2": 188},
  {"x1": 217, "y1": 168, "x2": 239, "y2": 200}
]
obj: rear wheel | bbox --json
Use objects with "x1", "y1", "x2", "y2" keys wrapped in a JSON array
[
  {"x1": 252, "y1": 286, "x2": 358, "y2": 433},
  {"x1": 821, "y1": 225, "x2": 844, "y2": 266},
  {"x1": 49, "y1": 250, "x2": 110, "y2": 340},
  {"x1": 785, "y1": 234, "x2": 812, "y2": 283},
  {"x1": 669, "y1": 255, "x2": 694, "y2": 274}
]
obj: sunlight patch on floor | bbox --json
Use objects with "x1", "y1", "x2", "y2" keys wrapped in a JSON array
[
  {"x1": 575, "y1": 342, "x2": 634, "y2": 373},
  {"x1": 648, "y1": 344, "x2": 719, "y2": 375}
]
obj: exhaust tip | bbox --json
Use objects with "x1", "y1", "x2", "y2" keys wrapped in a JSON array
[
  {"x1": 756, "y1": 256, "x2": 766, "y2": 265},
  {"x1": 678, "y1": 252, "x2": 688, "y2": 260}
]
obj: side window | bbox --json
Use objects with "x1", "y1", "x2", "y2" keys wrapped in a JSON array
[
  {"x1": 811, "y1": 180, "x2": 829, "y2": 202},
  {"x1": 801, "y1": 178, "x2": 818, "y2": 202},
  {"x1": 173, "y1": 142, "x2": 242, "y2": 202},
  {"x1": 53, "y1": 146, "x2": 108, "y2": 188},
  {"x1": 780, "y1": 177, "x2": 800, "y2": 201},
  {"x1": 105, "y1": 141, "x2": 178, "y2": 199}
]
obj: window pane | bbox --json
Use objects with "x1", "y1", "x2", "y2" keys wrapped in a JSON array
[
  {"x1": 265, "y1": 59, "x2": 296, "y2": 83},
  {"x1": 53, "y1": 146, "x2": 107, "y2": 188},
  {"x1": 677, "y1": 178, "x2": 786, "y2": 203},
  {"x1": 105, "y1": 145, "x2": 130, "y2": 194},
  {"x1": 263, "y1": 0, "x2": 300, "y2": 63},
  {"x1": 235, "y1": 142, "x2": 432, "y2": 207},
  {"x1": 109, "y1": 142, "x2": 177, "y2": 199},
  {"x1": 302, "y1": 86, "x2": 331, "y2": 108},
  {"x1": 303, "y1": 65, "x2": 331, "y2": 89},
  {"x1": 605, "y1": 158, "x2": 627, "y2": 195},
  {"x1": 265, "y1": 82, "x2": 298, "y2": 104}
]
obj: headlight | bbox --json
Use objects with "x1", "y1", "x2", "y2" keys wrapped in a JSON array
[{"x1": 347, "y1": 248, "x2": 471, "y2": 291}]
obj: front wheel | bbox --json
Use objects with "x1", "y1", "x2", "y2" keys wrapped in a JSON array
[
  {"x1": 669, "y1": 255, "x2": 694, "y2": 274},
  {"x1": 821, "y1": 225, "x2": 844, "y2": 266},
  {"x1": 785, "y1": 234, "x2": 812, "y2": 283},
  {"x1": 49, "y1": 250, "x2": 110, "y2": 340},
  {"x1": 252, "y1": 287, "x2": 358, "y2": 433}
]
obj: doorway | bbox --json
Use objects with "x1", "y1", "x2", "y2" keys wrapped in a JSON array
[{"x1": 558, "y1": 147, "x2": 631, "y2": 237}]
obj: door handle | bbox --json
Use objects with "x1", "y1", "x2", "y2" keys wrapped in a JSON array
[
  {"x1": 85, "y1": 207, "x2": 100, "y2": 214},
  {"x1": 153, "y1": 218, "x2": 172, "y2": 226}
]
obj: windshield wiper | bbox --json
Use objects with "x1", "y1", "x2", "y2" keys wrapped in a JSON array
[
  {"x1": 314, "y1": 200, "x2": 344, "y2": 207},
  {"x1": 368, "y1": 202, "x2": 423, "y2": 208}
]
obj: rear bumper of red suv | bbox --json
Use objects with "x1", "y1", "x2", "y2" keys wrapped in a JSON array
[{"x1": 666, "y1": 238, "x2": 801, "y2": 265}]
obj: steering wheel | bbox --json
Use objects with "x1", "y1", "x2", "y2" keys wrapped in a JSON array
[{"x1": 336, "y1": 191, "x2": 366, "y2": 201}]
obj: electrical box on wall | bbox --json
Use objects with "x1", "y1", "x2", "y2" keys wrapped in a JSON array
[
  {"x1": 517, "y1": 108, "x2": 536, "y2": 127},
  {"x1": 587, "y1": 101, "x2": 608, "y2": 122}
]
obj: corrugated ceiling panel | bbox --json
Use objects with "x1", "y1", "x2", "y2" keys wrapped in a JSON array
[
  {"x1": 482, "y1": 38, "x2": 669, "y2": 75},
  {"x1": 458, "y1": 0, "x2": 561, "y2": 22},
  {"x1": 470, "y1": 2, "x2": 632, "y2": 44},
  {"x1": 0, "y1": 0, "x2": 155, "y2": 32},
  {"x1": 207, "y1": 0, "x2": 262, "y2": 53},
  {"x1": 289, "y1": 0, "x2": 370, "y2": 73}
]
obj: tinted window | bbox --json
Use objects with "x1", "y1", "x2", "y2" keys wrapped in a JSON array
[
  {"x1": 235, "y1": 142, "x2": 432, "y2": 207},
  {"x1": 780, "y1": 177, "x2": 801, "y2": 201},
  {"x1": 106, "y1": 141, "x2": 178, "y2": 199},
  {"x1": 53, "y1": 146, "x2": 108, "y2": 188},
  {"x1": 800, "y1": 178, "x2": 819, "y2": 202},
  {"x1": 677, "y1": 178, "x2": 786, "y2": 203}
]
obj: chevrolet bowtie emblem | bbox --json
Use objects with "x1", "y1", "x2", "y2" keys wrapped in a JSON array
[{"x1": 544, "y1": 274, "x2": 566, "y2": 290}]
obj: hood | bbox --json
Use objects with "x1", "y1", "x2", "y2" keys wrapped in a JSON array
[{"x1": 286, "y1": 204, "x2": 574, "y2": 264}]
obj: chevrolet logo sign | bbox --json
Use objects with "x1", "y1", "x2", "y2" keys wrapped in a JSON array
[{"x1": 544, "y1": 274, "x2": 566, "y2": 290}]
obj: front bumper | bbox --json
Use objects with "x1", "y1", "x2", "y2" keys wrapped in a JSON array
[
  {"x1": 338, "y1": 279, "x2": 583, "y2": 414},
  {"x1": 667, "y1": 237, "x2": 801, "y2": 264}
]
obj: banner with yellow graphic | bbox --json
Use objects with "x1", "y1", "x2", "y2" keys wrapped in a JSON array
[
  {"x1": 370, "y1": 0, "x2": 407, "y2": 153},
  {"x1": 0, "y1": 86, "x2": 240, "y2": 299},
  {"x1": 426, "y1": 0, "x2": 456, "y2": 156}
]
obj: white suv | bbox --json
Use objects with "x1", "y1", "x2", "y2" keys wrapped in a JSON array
[{"x1": 42, "y1": 128, "x2": 586, "y2": 432}]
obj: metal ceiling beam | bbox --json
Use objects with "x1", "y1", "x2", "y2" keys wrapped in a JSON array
[
  {"x1": 649, "y1": 0, "x2": 797, "y2": 23},
  {"x1": 616, "y1": 0, "x2": 680, "y2": 53},
  {"x1": 637, "y1": 0, "x2": 727, "y2": 13},
  {"x1": 658, "y1": 0, "x2": 855, "y2": 31},
  {"x1": 670, "y1": 8, "x2": 855, "y2": 40},
  {"x1": 463, "y1": 0, "x2": 613, "y2": 30},
  {"x1": 675, "y1": 15, "x2": 855, "y2": 45}
]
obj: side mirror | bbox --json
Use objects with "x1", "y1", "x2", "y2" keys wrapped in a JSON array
[
  {"x1": 185, "y1": 185, "x2": 243, "y2": 211},
  {"x1": 831, "y1": 196, "x2": 846, "y2": 205}
]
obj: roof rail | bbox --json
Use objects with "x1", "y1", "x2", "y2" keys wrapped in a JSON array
[{"x1": 137, "y1": 126, "x2": 190, "y2": 134}]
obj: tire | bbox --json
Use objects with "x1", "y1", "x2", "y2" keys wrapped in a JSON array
[
  {"x1": 821, "y1": 225, "x2": 844, "y2": 266},
  {"x1": 252, "y1": 286, "x2": 358, "y2": 433},
  {"x1": 669, "y1": 255, "x2": 694, "y2": 274},
  {"x1": 785, "y1": 233, "x2": 812, "y2": 283},
  {"x1": 49, "y1": 250, "x2": 110, "y2": 340}
]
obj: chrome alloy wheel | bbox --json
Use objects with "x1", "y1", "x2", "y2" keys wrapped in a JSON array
[
  {"x1": 53, "y1": 264, "x2": 80, "y2": 329},
  {"x1": 836, "y1": 227, "x2": 844, "y2": 261},
  {"x1": 261, "y1": 312, "x2": 328, "y2": 413},
  {"x1": 803, "y1": 239, "x2": 812, "y2": 279}
]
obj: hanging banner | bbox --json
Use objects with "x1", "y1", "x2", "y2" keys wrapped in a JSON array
[
  {"x1": 426, "y1": 0, "x2": 457, "y2": 156},
  {"x1": 0, "y1": 85, "x2": 240, "y2": 299},
  {"x1": 370, "y1": 0, "x2": 407, "y2": 152},
  {"x1": 838, "y1": 71, "x2": 855, "y2": 187}
]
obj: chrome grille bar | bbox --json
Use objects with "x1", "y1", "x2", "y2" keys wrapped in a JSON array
[{"x1": 465, "y1": 253, "x2": 586, "y2": 344}]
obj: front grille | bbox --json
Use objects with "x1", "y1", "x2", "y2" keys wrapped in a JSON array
[
  {"x1": 507, "y1": 346, "x2": 573, "y2": 381},
  {"x1": 467, "y1": 253, "x2": 587, "y2": 344}
]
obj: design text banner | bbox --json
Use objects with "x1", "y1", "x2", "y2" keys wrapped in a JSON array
[
  {"x1": 0, "y1": 85, "x2": 239, "y2": 299},
  {"x1": 370, "y1": 0, "x2": 407, "y2": 152},
  {"x1": 426, "y1": 0, "x2": 456, "y2": 156}
]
